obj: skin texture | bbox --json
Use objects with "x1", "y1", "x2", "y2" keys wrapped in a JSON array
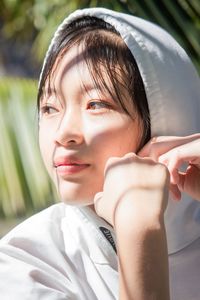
[
  {"x1": 39, "y1": 44, "x2": 142, "y2": 206},
  {"x1": 94, "y1": 153, "x2": 170, "y2": 300},
  {"x1": 139, "y1": 133, "x2": 200, "y2": 201}
]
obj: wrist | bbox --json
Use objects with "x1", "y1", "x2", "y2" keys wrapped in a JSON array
[
  {"x1": 114, "y1": 196, "x2": 169, "y2": 300},
  {"x1": 113, "y1": 190, "x2": 166, "y2": 233}
]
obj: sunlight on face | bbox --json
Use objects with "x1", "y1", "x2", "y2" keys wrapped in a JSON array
[{"x1": 39, "y1": 45, "x2": 142, "y2": 206}]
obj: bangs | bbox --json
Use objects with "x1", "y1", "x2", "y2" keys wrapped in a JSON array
[
  {"x1": 38, "y1": 16, "x2": 150, "y2": 149},
  {"x1": 81, "y1": 30, "x2": 137, "y2": 117}
]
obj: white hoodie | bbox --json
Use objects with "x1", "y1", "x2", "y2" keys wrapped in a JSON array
[{"x1": 0, "y1": 7, "x2": 200, "y2": 300}]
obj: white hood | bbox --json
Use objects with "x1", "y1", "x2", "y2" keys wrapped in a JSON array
[{"x1": 41, "y1": 8, "x2": 200, "y2": 254}]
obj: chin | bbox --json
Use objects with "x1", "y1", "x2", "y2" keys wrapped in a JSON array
[
  {"x1": 61, "y1": 198, "x2": 94, "y2": 207},
  {"x1": 54, "y1": 180, "x2": 101, "y2": 207},
  {"x1": 59, "y1": 191, "x2": 95, "y2": 207}
]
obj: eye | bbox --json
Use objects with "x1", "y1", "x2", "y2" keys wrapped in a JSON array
[
  {"x1": 87, "y1": 100, "x2": 111, "y2": 110},
  {"x1": 40, "y1": 104, "x2": 59, "y2": 116}
]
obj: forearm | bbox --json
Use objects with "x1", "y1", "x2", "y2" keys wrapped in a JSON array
[{"x1": 114, "y1": 198, "x2": 170, "y2": 300}]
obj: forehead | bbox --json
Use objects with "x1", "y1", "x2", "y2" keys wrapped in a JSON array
[
  {"x1": 50, "y1": 45, "x2": 90, "y2": 85},
  {"x1": 44, "y1": 44, "x2": 112, "y2": 97}
]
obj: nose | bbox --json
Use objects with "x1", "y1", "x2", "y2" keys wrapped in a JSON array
[{"x1": 54, "y1": 109, "x2": 84, "y2": 146}]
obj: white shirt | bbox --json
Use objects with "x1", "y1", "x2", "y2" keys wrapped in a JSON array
[
  {"x1": 0, "y1": 203, "x2": 118, "y2": 299},
  {"x1": 1, "y1": 202, "x2": 200, "y2": 299}
]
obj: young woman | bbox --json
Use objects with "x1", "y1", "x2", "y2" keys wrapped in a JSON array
[{"x1": 0, "y1": 7, "x2": 200, "y2": 300}]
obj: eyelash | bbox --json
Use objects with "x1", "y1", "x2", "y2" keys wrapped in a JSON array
[
  {"x1": 39, "y1": 100, "x2": 112, "y2": 118},
  {"x1": 40, "y1": 104, "x2": 58, "y2": 116},
  {"x1": 87, "y1": 100, "x2": 112, "y2": 111}
]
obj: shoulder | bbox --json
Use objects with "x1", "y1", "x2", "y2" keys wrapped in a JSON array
[
  {"x1": 0, "y1": 203, "x2": 67, "y2": 249},
  {"x1": 0, "y1": 204, "x2": 83, "y2": 299}
]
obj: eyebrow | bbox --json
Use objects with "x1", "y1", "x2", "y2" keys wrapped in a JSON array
[{"x1": 41, "y1": 81, "x2": 109, "y2": 106}]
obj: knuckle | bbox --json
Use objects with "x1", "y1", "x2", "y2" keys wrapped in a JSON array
[
  {"x1": 173, "y1": 148, "x2": 182, "y2": 161},
  {"x1": 151, "y1": 136, "x2": 159, "y2": 143},
  {"x1": 104, "y1": 156, "x2": 120, "y2": 174},
  {"x1": 105, "y1": 156, "x2": 118, "y2": 166},
  {"x1": 124, "y1": 152, "x2": 136, "y2": 158},
  {"x1": 123, "y1": 152, "x2": 138, "y2": 161}
]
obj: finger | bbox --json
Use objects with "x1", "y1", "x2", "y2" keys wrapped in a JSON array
[
  {"x1": 138, "y1": 136, "x2": 161, "y2": 159},
  {"x1": 159, "y1": 139, "x2": 200, "y2": 184},
  {"x1": 161, "y1": 154, "x2": 183, "y2": 185},
  {"x1": 104, "y1": 156, "x2": 120, "y2": 176},
  {"x1": 170, "y1": 183, "x2": 181, "y2": 201},
  {"x1": 138, "y1": 134, "x2": 200, "y2": 160},
  {"x1": 177, "y1": 173, "x2": 186, "y2": 191},
  {"x1": 138, "y1": 137, "x2": 182, "y2": 160},
  {"x1": 177, "y1": 166, "x2": 200, "y2": 201},
  {"x1": 159, "y1": 139, "x2": 200, "y2": 165}
]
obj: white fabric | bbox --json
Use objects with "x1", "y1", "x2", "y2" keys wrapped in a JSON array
[
  {"x1": 1, "y1": 203, "x2": 200, "y2": 300},
  {"x1": 1, "y1": 7, "x2": 200, "y2": 299},
  {"x1": 47, "y1": 7, "x2": 200, "y2": 255},
  {"x1": 0, "y1": 203, "x2": 118, "y2": 299}
]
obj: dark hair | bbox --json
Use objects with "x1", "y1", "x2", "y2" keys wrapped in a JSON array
[{"x1": 38, "y1": 16, "x2": 151, "y2": 149}]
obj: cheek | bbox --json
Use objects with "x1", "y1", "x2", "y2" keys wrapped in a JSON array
[{"x1": 85, "y1": 117, "x2": 140, "y2": 157}]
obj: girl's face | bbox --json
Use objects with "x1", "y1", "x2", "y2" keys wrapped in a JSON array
[{"x1": 39, "y1": 45, "x2": 142, "y2": 206}]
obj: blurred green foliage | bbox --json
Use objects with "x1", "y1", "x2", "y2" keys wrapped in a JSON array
[
  {"x1": 1, "y1": 0, "x2": 199, "y2": 72},
  {"x1": 0, "y1": 78, "x2": 58, "y2": 218},
  {"x1": 0, "y1": 0, "x2": 199, "y2": 219}
]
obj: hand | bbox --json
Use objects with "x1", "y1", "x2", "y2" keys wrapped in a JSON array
[
  {"x1": 138, "y1": 133, "x2": 200, "y2": 201},
  {"x1": 94, "y1": 153, "x2": 170, "y2": 299},
  {"x1": 94, "y1": 153, "x2": 169, "y2": 227}
]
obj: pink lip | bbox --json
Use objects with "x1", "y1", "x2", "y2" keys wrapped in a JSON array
[{"x1": 54, "y1": 157, "x2": 90, "y2": 175}]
